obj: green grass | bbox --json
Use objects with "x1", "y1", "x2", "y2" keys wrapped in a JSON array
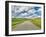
[
  {"x1": 12, "y1": 18, "x2": 27, "y2": 28},
  {"x1": 30, "y1": 18, "x2": 41, "y2": 28},
  {"x1": 12, "y1": 18, "x2": 41, "y2": 29}
]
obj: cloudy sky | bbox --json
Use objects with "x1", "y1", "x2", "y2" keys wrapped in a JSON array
[{"x1": 11, "y1": 5, "x2": 41, "y2": 18}]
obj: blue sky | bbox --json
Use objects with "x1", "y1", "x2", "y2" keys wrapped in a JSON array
[{"x1": 11, "y1": 5, "x2": 41, "y2": 18}]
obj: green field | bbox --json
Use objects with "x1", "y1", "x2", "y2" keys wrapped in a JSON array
[
  {"x1": 12, "y1": 18, "x2": 41, "y2": 29},
  {"x1": 30, "y1": 18, "x2": 41, "y2": 28},
  {"x1": 12, "y1": 18, "x2": 27, "y2": 28}
]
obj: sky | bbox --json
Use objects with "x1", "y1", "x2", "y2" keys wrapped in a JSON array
[{"x1": 11, "y1": 5, "x2": 41, "y2": 18}]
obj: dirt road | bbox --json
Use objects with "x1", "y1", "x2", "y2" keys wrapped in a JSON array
[{"x1": 12, "y1": 21, "x2": 40, "y2": 31}]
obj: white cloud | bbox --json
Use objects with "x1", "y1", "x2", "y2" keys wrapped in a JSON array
[{"x1": 12, "y1": 6, "x2": 41, "y2": 18}]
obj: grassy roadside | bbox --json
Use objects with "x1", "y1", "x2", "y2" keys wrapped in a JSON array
[
  {"x1": 12, "y1": 18, "x2": 41, "y2": 29},
  {"x1": 30, "y1": 18, "x2": 41, "y2": 28},
  {"x1": 12, "y1": 18, "x2": 27, "y2": 28}
]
